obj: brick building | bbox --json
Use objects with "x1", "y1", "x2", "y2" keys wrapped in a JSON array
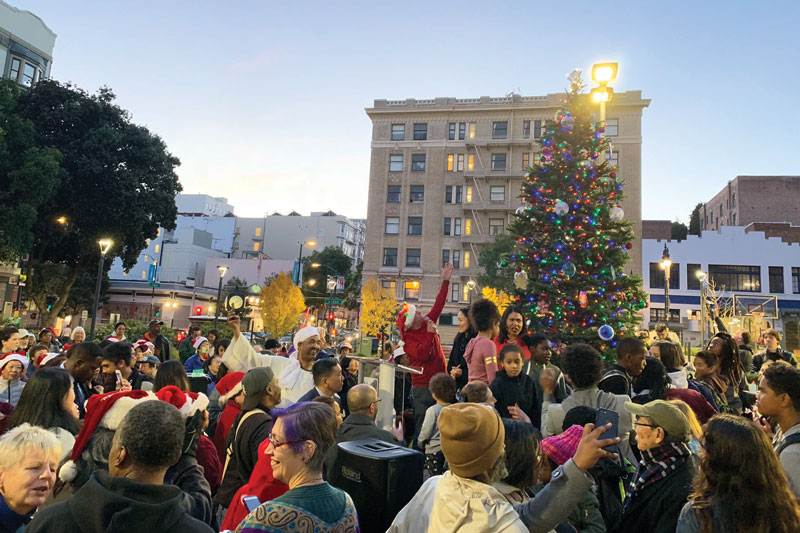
[
  {"x1": 363, "y1": 91, "x2": 650, "y2": 326},
  {"x1": 702, "y1": 176, "x2": 800, "y2": 231}
]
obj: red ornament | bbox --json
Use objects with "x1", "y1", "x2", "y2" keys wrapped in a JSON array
[
  {"x1": 610, "y1": 172, "x2": 617, "y2": 179},
  {"x1": 515, "y1": 266, "x2": 522, "y2": 273},
  {"x1": 625, "y1": 242, "x2": 633, "y2": 250}
]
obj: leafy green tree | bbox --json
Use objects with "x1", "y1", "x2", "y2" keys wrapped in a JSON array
[
  {"x1": 0, "y1": 80, "x2": 61, "y2": 262},
  {"x1": 506, "y1": 70, "x2": 646, "y2": 355},
  {"x1": 671, "y1": 221, "x2": 688, "y2": 241},
  {"x1": 17, "y1": 80, "x2": 182, "y2": 326},
  {"x1": 477, "y1": 234, "x2": 516, "y2": 294},
  {"x1": 62, "y1": 270, "x2": 111, "y2": 317},
  {"x1": 301, "y1": 246, "x2": 353, "y2": 303},
  {"x1": 343, "y1": 262, "x2": 362, "y2": 310},
  {"x1": 689, "y1": 202, "x2": 703, "y2": 236}
]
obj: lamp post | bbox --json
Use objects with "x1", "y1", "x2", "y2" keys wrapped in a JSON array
[
  {"x1": 659, "y1": 244, "x2": 672, "y2": 324},
  {"x1": 295, "y1": 240, "x2": 316, "y2": 286},
  {"x1": 591, "y1": 62, "x2": 618, "y2": 123},
  {"x1": 467, "y1": 279, "x2": 477, "y2": 304},
  {"x1": 696, "y1": 270, "x2": 708, "y2": 347},
  {"x1": 89, "y1": 239, "x2": 113, "y2": 340},
  {"x1": 214, "y1": 265, "x2": 228, "y2": 329}
]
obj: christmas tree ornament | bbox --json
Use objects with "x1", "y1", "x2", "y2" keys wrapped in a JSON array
[
  {"x1": 610, "y1": 172, "x2": 617, "y2": 179},
  {"x1": 561, "y1": 115, "x2": 575, "y2": 130},
  {"x1": 598, "y1": 325, "x2": 615, "y2": 341},
  {"x1": 515, "y1": 206, "x2": 526, "y2": 215},
  {"x1": 554, "y1": 201, "x2": 569, "y2": 215},
  {"x1": 562, "y1": 262, "x2": 576, "y2": 278},
  {"x1": 609, "y1": 206, "x2": 624, "y2": 222},
  {"x1": 625, "y1": 242, "x2": 633, "y2": 250},
  {"x1": 579, "y1": 291, "x2": 588, "y2": 308},
  {"x1": 514, "y1": 270, "x2": 529, "y2": 290}
]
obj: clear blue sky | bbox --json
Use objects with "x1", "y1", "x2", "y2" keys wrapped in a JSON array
[{"x1": 15, "y1": 0, "x2": 800, "y2": 223}]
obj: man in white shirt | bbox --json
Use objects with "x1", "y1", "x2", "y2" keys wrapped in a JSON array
[{"x1": 222, "y1": 314, "x2": 320, "y2": 405}]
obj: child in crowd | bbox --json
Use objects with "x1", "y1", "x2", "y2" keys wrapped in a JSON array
[
  {"x1": 418, "y1": 373, "x2": 457, "y2": 477},
  {"x1": 464, "y1": 299, "x2": 501, "y2": 385},
  {"x1": 491, "y1": 344, "x2": 539, "y2": 428},
  {"x1": 692, "y1": 349, "x2": 731, "y2": 412}
]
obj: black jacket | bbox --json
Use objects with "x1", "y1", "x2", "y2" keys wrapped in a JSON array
[
  {"x1": 325, "y1": 413, "x2": 396, "y2": 480},
  {"x1": 215, "y1": 408, "x2": 272, "y2": 508},
  {"x1": 753, "y1": 349, "x2": 797, "y2": 372},
  {"x1": 27, "y1": 471, "x2": 213, "y2": 533},
  {"x1": 598, "y1": 364, "x2": 632, "y2": 397},
  {"x1": 609, "y1": 457, "x2": 692, "y2": 533},
  {"x1": 447, "y1": 331, "x2": 475, "y2": 390},
  {"x1": 490, "y1": 370, "x2": 539, "y2": 428}
]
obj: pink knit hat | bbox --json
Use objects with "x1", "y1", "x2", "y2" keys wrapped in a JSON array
[{"x1": 541, "y1": 424, "x2": 583, "y2": 466}]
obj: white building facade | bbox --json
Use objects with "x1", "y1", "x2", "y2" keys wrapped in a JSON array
[
  {"x1": 642, "y1": 226, "x2": 800, "y2": 351},
  {"x1": 0, "y1": 1, "x2": 55, "y2": 87},
  {"x1": 175, "y1": 194, "x2": 234, "y2": 217}
]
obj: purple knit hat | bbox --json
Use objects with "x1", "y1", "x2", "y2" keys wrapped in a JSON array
[{"x1": 541, "y1": 424, "x2": 583, "y2": 466}]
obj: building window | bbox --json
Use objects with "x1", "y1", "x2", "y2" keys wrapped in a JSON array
[
  {"x1": 464, "y1": 219, "x2": 471, "y2": 235},
  {"x1": 533, "y1": 120, "x2": 543, "y2": 139},
  {"x1": 445, "y1": 185, "x2": 463, "y2": 204},
  {"x1": 443, "y1": 218, "x2": 451, "y2": 236},
  {"x1": 253, "y1": 242, "x2": 260, "y2": 251},
  {"x1": 687, "y1": 264, "x2": 702, "y2": 290},
  {"x1": 411, "y1": 154, "x2": 426, "y2": 172},
  {"x1": 490, "y1": 186, "x2": 505, "y2": 203},
  {"x1": 522, "y1": 152, "x2": 530, "y2": 169},
  {"x1": 489, "y1": 219, "x2": 504, "y2": 235},
  {"x1": 413, "y1": 123, "x2": 427, "y2": 140},
  {"x1": 391, "y1": 124, "x2": 405, "y2": 141},
  {"x1": 385, "y1": 217, "x2": 400, "y2": 234},
  {"x1": 465, "y1": 187, "x2": 473, "y2": 203},
  {"x1": 469, "y1": 123, "x2": 476, "y2": 139},
  {"x1": 459, "y1": 123, "x2": 466, "y2": 140},
  {"x1": 442, "y1": 250, "x2": 450, "y2": 265},
  {"x1": 769, "y1": 266, "x2": 785, "y2": 293},
  {"x1": 467, "y1": 154, "x2": 474, "y2": 171},
  {"x1": 9, "y1": 58, "x2": 21, "y2": 81},
  {"x1": 457, "y1": 154, "x2": 464, "y2": 171},
  {"x1": 720, "y1": 204, "x2": 724, "y2": 216},
  {"x1": 406, "y1": 249, "x2": 421, "y2": 267},
  {"x1": 408, "y1": 217, "x2": 423, "y2": 235},
  {"x1": 154, "y1": 244, "x2": 160, "y2": 253},
  {"x1": 793, "y1": 267, "x2": 800, "y2": 294},
  {"x1": 445, "y1": 186, "x2": 453, "y2": 204},
  {"x1": 410, "y1": 185, "x2": 424, "y2": 203},
  {"x1": 732, "y1": 213, "x2": 737, "y2": 225},
  {"x1": 462, "y1": 284, "x2": 469, "y2": 301},
  {"x1": 451, "y1": 283, "x2": 460, "y2": 302},
  {"x1": 404, "y1": 281, "x2": 420, "y2": 300},
  {"x1": 387, "y1": 185, "x2": 401, "y2": 203},
  {"x1": 383, "y1": 248, "x2": 398, "y2": 267},
  {"x1": 649, "y1": 309, "x2": 681, "y2": 323},
  {"x1": 382, "y1": 281, "x2": 396, "y2": 297},
  {"x1": 732, "y1": 193, "x2": 736, "y2": 208},
  {"x1": 255, "y1": 227, "x2": 262, "y2": 237},
  {"x1": 21, "y1": 63, "x2": 35, "y2": 87},
  {"x1": 449, "y1": 123, "x2": 456, "y2": 141},
  {"x1": 492, "y1": 121, "x2": 508, "y2": 139},
  {"x1": 522, "y1": 120, "x2": 531, "y2": 139},
  {"x1": 455, "y1": 186, "x2": 463, "y2": 204},
  {"x1": 464, "y1": 251, "x2": 471, "y2": 268},
  {"x1": 447, "y1": 154, "x2": 454, "y2": 171},
  {"x1": 649, "y1": 262, "x2": 680, "y2": 289},
  {"x1": 454, "y1": 218, "x2": 462, "y2": 236},
  {"x1": 605, "y1": 119, "x2": 619, "y2": 136},
  {"x1": 708, "y1": 264, "x2": 761, "y2": 292},
  {"x1": 389, "y1": 154, "x2": 403, "y2": 172},
  {"x1": 452, "y1": 250, "x2": 461, "y2": 268},
  {"x1": 142, "y1": 270, "x2": 147, "y2": 280},
  {"x1": 491, "y1": 153, "x2": 507, "y2": 171}
]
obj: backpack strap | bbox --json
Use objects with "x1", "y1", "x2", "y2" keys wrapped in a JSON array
[
  {"x1": 776, "y1": 433, "x2": 800, "y2": 456},
  {"x1": 221, "y1": 408, "x2": 267, "y2": 479}
]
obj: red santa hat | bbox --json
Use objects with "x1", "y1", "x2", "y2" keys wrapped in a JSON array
[
  {"x1": 155, "y1": 385, "x2": 209, "y2": 417},
  {"x1": 59, "y1": 390, "x2": 157, "y2": 482},
  {"x1": 396, "y1": 302, "x2": 417, "y2": 334},
  {"x1": 35, "y1": 352, "x2": 62, "y2": 367},
  {"x1": 215, "y1": 372, "x2": 245, "y2": 407},
  {"x1": 0, "y1": 353, "x2": 29, "y2": 372},
  {"x1": 192, "y1": 336, "x2": 209, "y2": 350},
  {"x1": 132, "y1": 339, "x2": 154, "y2": 354}
]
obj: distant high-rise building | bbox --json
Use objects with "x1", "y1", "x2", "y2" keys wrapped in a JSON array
[
  {"x1": 702, "y1": 176, "x2": 800, "y2": 231},
  {"x1": 362, "y1": 92, "x2": 649, "y2": 323}
]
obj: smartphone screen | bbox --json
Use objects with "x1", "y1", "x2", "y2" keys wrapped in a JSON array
[
  {"x1": 242, "y1": 496, "x2": 260, "y2": 512},
  {"x1": 115, "y1": 370, "x2": 123, "y2": 383},
  {"x1": 596, "y1": 408, "x2": 619, "y2": 446}
]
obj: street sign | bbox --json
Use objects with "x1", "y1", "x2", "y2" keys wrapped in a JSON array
[
  {"x1": 324, "y1": 298, "x2": 343, "y2": 305},
  {"x1": 147, "y1": 264, "x2": 158, "y2": 282},
  {"x1": 149, "y1": 281, "x2": 161, "y2": 288}
]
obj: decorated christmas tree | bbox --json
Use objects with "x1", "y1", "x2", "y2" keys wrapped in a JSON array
[{"x1": 505, "y1": 70, "x2": 647, "y2": 354}]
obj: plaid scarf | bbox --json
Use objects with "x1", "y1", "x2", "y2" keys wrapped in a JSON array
[{"x1": 627, "y1": 441, "x2": 691, "y2": 501}]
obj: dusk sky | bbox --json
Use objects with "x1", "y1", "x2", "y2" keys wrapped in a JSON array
[{"x1": 16, "y1": 0, "x2": 800, "y2": 223}]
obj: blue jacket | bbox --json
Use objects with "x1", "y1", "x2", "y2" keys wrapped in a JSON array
[{"x1": 184, "y1": 354, "x2": 205, "y2": 374}]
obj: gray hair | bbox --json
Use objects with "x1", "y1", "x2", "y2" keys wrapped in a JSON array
[
  {"x1": 116, "y1": 401, "x2": 184, "y2": 470},
  {"x1": 0, "y1": 423, "x2": 61, "y2": 470}
]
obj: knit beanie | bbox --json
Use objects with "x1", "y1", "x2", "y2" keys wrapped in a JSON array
[
  {"x1": 439, "y1": 403, "x2": 505, "y2": 477},
  {"x1": 541, "y1": 424, "x2": 583, "y2": 466},
  {"x1": 59, "y1": 390, "x2": 157, "y2": 482}
]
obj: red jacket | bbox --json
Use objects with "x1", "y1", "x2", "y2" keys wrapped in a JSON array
[
  {"x1": 397, "y1": 280, "x2": 449, "y2": 387},
  {"x1": 665, "y1": 387, "x2": 717, "y2": 424},
  {"x1": 214, "y1": 400, "x2": 241, "y2": 464}
]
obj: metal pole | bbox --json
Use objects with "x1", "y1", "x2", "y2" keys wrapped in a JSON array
[
  {"x1": 90, "y1": 254, "x2": 104, "y2": 340},
  {"x1": 296, "y1": 243, "x2": 304, "y2": 286},
  {"x1": 699, "y1": 284, "x2": 706, "y2": 348},
  {"x1": 664, "y1": 268, "x2": 671, "y2": 323},
  {"x1": 600, "y1": 99, "x2": 606, "y2": 123},
  {"x1": 214, "y1": 274, "x2": 223, "y2": 329}
]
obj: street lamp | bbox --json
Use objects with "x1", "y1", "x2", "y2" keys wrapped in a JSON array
[
  {"x1": 295, "y1": 240, "x2": 316, "y2": 286},
  {"x1": 89, "y1": 239, "x2": 113, "y2": 340},
  {"x1": 591, "y1": 62, "x2": 618, "y2": 123},
  {"x1": 696, "y1": 270, "x2": 708, "y2": 346},
  {"x1": 467, "y1": 279, "x2": 477, "y2": 304},
  {"x1": 659, "y1": 244, "x2": 672, "y2": 324},
  {"x1": 214, "y1": 265, "x2": 228, "y2": 329}
]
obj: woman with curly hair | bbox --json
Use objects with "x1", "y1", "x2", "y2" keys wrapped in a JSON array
[
  {"x1": 494, "y1": 306, "x2": 530, "y2": 360},
  {"x1": 707, "y1": 332, "x2": 749, "y2": 413},
  {"x1": 677, "y1": 414, "x2": 800, "y2": 532}
]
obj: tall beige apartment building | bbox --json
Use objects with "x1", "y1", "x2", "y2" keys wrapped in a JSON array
[{"x1": 363, "y1": 92, "x2": 650, "y2": 326}]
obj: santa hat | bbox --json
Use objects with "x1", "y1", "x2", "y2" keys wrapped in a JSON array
[
  {"x1": 0, "y1": 353, "x2": 29, "y2": 372},
  {"x1": 155, "y1": 385, "x2": 209, "y2": 417},
  {"x1": 39, "y1": 327, "x2": 57, "y2": 338},
  {"x1": 397, "y1": 303, "x2": 417, "y2": 333},
  {"x1": 192, "y1": 336, "x2": 209, "y2": 350},
  {"x1": 215, "y1": 372, "x2": 245, "y2": 406},
  {"x1": 36, "y1": 352, "x2": 62, "y2": 367},
  {"x1": 59, "y1": 390, "x2": 157, "y2": 482},
  {"x1": 132, "y1": 339, "x2": 154, "y2": 354},
  {"x1": 391, "y1": 342, "x2": 406, "y2": 363}
]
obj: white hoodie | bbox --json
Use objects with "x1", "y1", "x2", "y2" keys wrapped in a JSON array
[{"x1": 668, "y1": 368, "x2": 689, "y2": 389}]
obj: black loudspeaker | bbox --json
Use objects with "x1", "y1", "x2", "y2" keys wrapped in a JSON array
[{"x1": 331, "y1": 438, "x2": 424, "y2": 532}]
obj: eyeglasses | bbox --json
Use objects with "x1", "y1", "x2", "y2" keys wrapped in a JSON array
[
  {"x1": 370, "y1": 399, "x2": 383, "y2": 406},
  {"x1": 268, "y1": 434, "x2": 303, "y2": 449},
  {"x1": 634, "y1": 422, "x2": 659, "y2": 429}
]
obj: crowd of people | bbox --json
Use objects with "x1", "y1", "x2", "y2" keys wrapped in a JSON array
[{"x1": 1, "y1": 263, "x2": 800, "y2": 532}]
